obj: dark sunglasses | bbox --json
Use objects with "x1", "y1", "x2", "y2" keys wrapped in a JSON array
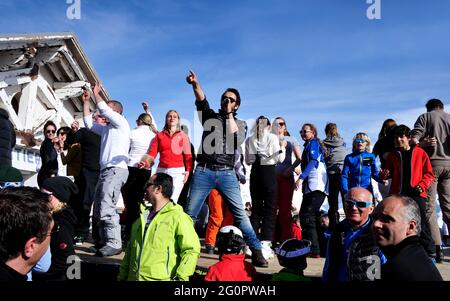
[
  {"x1": 344, "y1": 199, "x2": 373, "y2": 208},
  {"x1": 46, "y1": 130, "x2": 56, "y2": 134},
  {"x1": 221, "y1": 96, "x2": 236, "y2": 104},
  {"x1": 277, "y1": 122, "x2": 285, "y2": 127},
  {"x1": 300, "y1": 129, "x2": 312, "y2": 134}
]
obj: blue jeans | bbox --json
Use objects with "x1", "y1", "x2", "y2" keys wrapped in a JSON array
[{"x1": 186, "y1": 165, "x2": 262, "y2": 250}]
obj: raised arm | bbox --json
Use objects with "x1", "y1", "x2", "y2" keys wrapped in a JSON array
[
  {"x1": 82, "y1": 89, "x2": 93, "y2": 128},
  {"x1": 142, "y1": 101, "x2": 158, "y2": 131},
  {"x1": 186, "y1": 70, "x2": 205, "y2": 102}
]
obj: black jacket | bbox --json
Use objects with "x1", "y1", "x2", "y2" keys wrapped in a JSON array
[
  {"x1": 326, "y1": 219, "x2": 381, "y2": 281},
  {"x1": 71, "y1": 128, "x2": 101, "y2": 171},
  {"x1": 34, "y1": 208, "x2": 77, "y2": 281},
  {"x1": 0, "y1": 109, "x2": 15, "y2": 167},
  {"x1": 0, "y1": 262, "x2": 27, "y2": 281},
  {"x1": 39, "y1": 138, "x2": 58, "y2": 176},
  {"x1": 381, "y1": 236, "x2": 443, "y2": 281},
  {"x1": 195, "y1": 99, "x2": 247, "y2": 167}
]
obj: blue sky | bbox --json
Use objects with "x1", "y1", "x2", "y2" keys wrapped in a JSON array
[{"x1": 2, "y1": 0, "x2": 450, "y2": 148}]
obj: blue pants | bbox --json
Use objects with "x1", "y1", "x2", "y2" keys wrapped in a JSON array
[{"x1": 185, "y1": 165, "x2": 262, "y2": 250}]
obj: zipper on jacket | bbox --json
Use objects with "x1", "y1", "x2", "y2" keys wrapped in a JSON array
[
  {"x1": 166, "y1": 246, "x2": 170, "y2": 276},
  {"x1": 152, "y1": 223, "x2": 158, "y2": 244},
  {"x1": 359, "y1": 154, "x2": 363, "y2": 187},
  {"x1": 136, "y1": 217, "x2": 153, "y2": 280}
]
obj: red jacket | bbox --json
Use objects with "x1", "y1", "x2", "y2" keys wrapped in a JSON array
[
  {"x1": 382, "y1": 146, "x2": 435, "y2": 198},
  {"x1": 204, "y1": 254, "x2": 256, "y2": 281},
  {"x1": 147, "y1": 130, "x2": 193, "y2": 171}
]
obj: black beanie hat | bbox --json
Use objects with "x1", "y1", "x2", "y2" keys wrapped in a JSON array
[{"x1": 42, "y1": 176, "x2": 78, "y2": 204}]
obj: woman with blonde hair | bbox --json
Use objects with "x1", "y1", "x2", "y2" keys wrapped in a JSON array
[
  {"x1": 341, "y1": 132, "x2": 383, "y2": 195},
  {"x1": 122, "y1": 103, "x2": 158, "y2": 241},
  {"x1": 139, "y1": 109, "x2": 192, "y2": 203}
]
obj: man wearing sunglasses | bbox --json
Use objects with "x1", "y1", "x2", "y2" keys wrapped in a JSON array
[
  {"x1": 323, "y1": 187, "x2": 386, "y2": 281},
  {"x1": 185, "y1": 70, "x2": 268, "y2": 267}
]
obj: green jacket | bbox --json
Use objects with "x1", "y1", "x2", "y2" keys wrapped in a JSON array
[{"x1": 118, "y1": 202, "x2": 200, "y2": 281}]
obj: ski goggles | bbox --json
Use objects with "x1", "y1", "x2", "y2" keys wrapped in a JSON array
[{"x1": 344, "y1": 198, "x2": 373, "y2": 208}]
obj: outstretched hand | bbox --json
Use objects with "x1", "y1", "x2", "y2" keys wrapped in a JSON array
[
  {"x1": 92, "y1": 82, "x2": 102, "y2": 99},
  {"x1": 186, "y1": 70, "x2": 198, "y2": 85},
  {"x1": 142, "y1": 101, "x2": 149, "y2": 113}
]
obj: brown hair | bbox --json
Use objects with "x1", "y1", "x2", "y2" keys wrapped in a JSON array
[
  {"x1": 325, "y1": 123, "x2": 340, "y2": 138},
  {"x1": 302, "y1": 123, "x2": 329, "y2": 157}
]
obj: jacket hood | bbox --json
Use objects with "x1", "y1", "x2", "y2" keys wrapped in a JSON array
[{"x1": 323, "y1": 136, "x2": 345, "y2": 147}]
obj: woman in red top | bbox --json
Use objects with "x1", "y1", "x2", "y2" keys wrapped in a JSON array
[{"x1": 139, "y1": 110, "x2": 192, "y2": 203}]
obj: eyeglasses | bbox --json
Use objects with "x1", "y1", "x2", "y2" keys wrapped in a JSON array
[
  {"x1": 300, "y1": 130, "x2": 312, "y2": 134},
  {"x1": 354, "y1": 138, "x2": 367, "y2": 143},
  {"x1": 46, "y1": 130, "x2": 56, "y2": 134},
  {"x1": 277, "y1": 122, "x2": 285, "y2": 127},
  {"x1": 344, "y1": 199, "x2": 373, "y2": 208},
  {"x1": 145, "y1": 182, "x2": 158, "y2": 189},
  {"x1": 222, "y1": 96, "x2": 236, "y2": 104}
]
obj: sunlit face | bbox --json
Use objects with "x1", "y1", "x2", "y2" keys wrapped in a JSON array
[
  {"x1": 394, "y1": 135, "x2": 410, "y2": 151},
  {"x1": 343, "y1": 188, "x2": 374, "y2": 228},
  {"x1": 274, "y1": 119, "x2": 286, "y2": 135},
  {"x1": 94, "y1": 112, "x2": 107, "y2": 125},
  {"x1": 372, "y1": 197, "x2": 414, "y2": 247},
  {"x1": 300, "y1": 125, "x2": 315, "y2": 141},
  {"x1": 57, "y1": 131, "x2": 67, "y2": 143},
  {"x1": 220, "y1": 91, "x2": 239, "y2": 112},
  {"x1": 354, "y1": 137, "x2": 368, "y2": 152},
  {"x1": 144, "y1": 175, "x2": 159, "y2": 206},
  {"x1": 166, "y1": 111, "x2": 179, "y2": 128},
  {"x1": 44, "y1": 126, "x2": 56, "y2": 140}
]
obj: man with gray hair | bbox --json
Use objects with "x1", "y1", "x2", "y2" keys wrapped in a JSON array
[{"x1": 372, "y1": 195, "x2": 443, "y2": 281}]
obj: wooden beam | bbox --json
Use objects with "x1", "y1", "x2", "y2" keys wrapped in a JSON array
[
  {"x1": 0, "y1": 67, "x2": 32, "y2": 89},
  {"x1": 18, "y1": 80, "x2": 38, "y2": 131},
  {"x1": 60, "y1": 47, "x2": 86, "y2": 81},
  {"x1": 0, "y1": 89, "x2": 22, "y2": 130},
  {"x1": 34, "y1": 46, "x2": 63, "y2": 66},
  {"x1": 53, "y1": 81, "x2": 88, "y2": 101},
  {"x1": 56, "y1": 57, "x2": 76, "y2": 81},
  {"x1": 47, "y1": 62, "x2": 66, "y2": 82}
]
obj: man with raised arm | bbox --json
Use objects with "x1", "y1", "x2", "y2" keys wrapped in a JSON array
[
  {"x1": 82, "y1": 85, "x2": 130, "y2": 257},
  {"x1": 184, "y1": 70, "x2": 268, "y2": 267}
]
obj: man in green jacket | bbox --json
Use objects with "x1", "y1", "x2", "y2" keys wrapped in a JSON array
[{"x1": 118, "y1": 173, "x2": 200, "y2": 281}]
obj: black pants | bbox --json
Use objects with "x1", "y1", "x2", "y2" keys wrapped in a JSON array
[
  {"x1": 250, "y1": 164, "x2": 277, "y2": 241},
  {"x1": 327, "y1": 172, "x2": 344, "y2": 231},
  {"x1": 412, "y1": 196, "x2": 435, "y2": 256},
  {"x1": 300, "y1": 190, "x2": 327, "y2": 255},
  {"x1": 121, "y1": 167, "x2": 151, "y2": 241},
  {"x1": 76, "y1": 168, "x2": 100, "y2": 240}
]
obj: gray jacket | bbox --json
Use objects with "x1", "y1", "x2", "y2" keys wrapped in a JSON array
[
  {"x1": 411, "y1": 109, "x2": 450, "y2": 168},
  {"x1": 323, "y1": 136, "x2": 347, "y2": 174}
]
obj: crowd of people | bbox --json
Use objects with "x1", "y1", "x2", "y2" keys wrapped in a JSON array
[{"x1": 0, "y1": 70, "x2": 449, "y2": 282}]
